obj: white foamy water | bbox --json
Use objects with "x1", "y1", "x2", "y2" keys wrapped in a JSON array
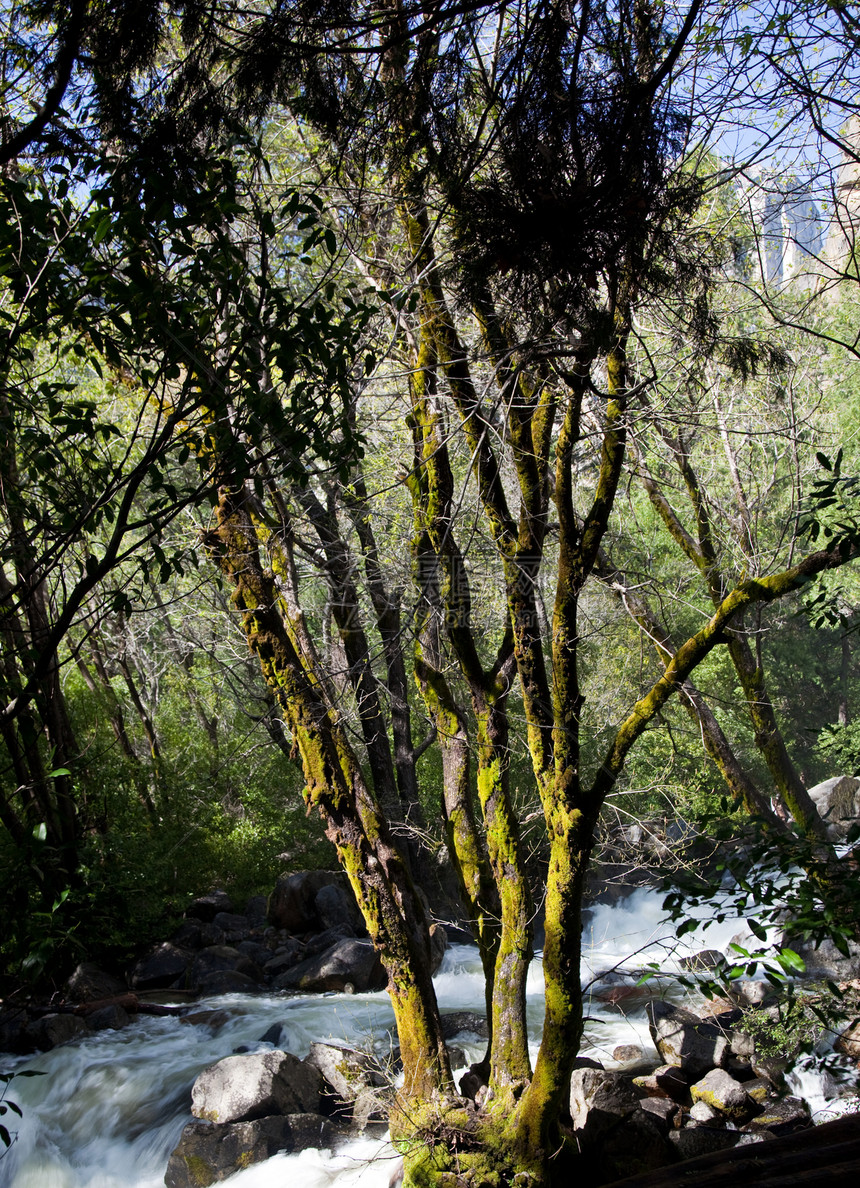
[{"x1": 0, "y1": 887, "x2": 851, "y2": 1187}]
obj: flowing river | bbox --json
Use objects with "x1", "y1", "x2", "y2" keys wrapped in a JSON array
[{"x1": 0, "y1": 889, "x2": 853, "y2": 1188}]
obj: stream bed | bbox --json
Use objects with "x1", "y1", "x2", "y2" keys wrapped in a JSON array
[{"x1": 1, "y1": 889, "x2": 855, "y2": 1188}]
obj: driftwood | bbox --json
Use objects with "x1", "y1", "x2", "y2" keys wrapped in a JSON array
[{"x1": 602, "y1": 1113, "x2": 860, "y2": 1187}]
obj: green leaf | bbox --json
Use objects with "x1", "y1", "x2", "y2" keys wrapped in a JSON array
[
  {"x1": 748, "y1": 918, "x2": 767, "y2": 941},
  {"x1": 776, "y1": 948, "x2": 806, "y2": 974}
]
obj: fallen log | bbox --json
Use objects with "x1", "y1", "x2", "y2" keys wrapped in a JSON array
[
  {"x1": 28, "y1": 994, "x2": 185, "y2": 1018},
  {"x1": 73, "y1": 993, "x2": 185, "y2": 1017},
  {"x1": 601, "y1": 1113, "x2": 860, "y2": 1187}
]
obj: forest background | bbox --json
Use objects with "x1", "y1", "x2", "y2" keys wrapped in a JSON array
[{"x1": 4, "y1": 0, "x2": 860, "y2": 1183}]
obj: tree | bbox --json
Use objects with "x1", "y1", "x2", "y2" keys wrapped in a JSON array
[
  {"x1": 134, "y1": 2, "x2": 860, "y2": 1183},
  {"x1": 4, "y1": 1, "x2": 860, "y2": 1184}
]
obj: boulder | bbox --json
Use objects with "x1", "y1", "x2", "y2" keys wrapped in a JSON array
[
  {"x1": 728, "y1": 979, "x2": 777, "y2": 1008},
  {"x1": 244, "y1": 895, "x2": 269, "y2": 926},
  {"x1": 647, "y1": 1000, "x2": 730, "y2": 1078},
  {"x1": 690, "y1": 1068, "x2": 758, "y2": 1121},
  {"x1": 807, "y1": 775, "x2": 860, "y2": 841},
  {"x1": 190, "y1": 946, "x2": 263, "y2": 991},
  {"x1": 305, "y1": 1039, "x2": 391, "y2": 1127},
  {"x1": 186, "y1": 891, "x2": 234, "y2": 922},
  {"x1": 65, "y1": 963, "x2": 127, "y2": 1002},
  {"x1": 171, "y1": 920, "x2": 224, "y2": 950},
  {"x1": 315, "y1": 883, "x2": 363, "y2": 933},
  {"x1": 795, "y1": 934, "x2": 860, "y2": 981},
  {"x1": 745, "y1": 1094, "x2": 811, "y2": 1136},
  {"x1": 195, "y1": 971, "x2": 260, "y2": 996},
  {"x1": 638, "y1": 1097, "x2": 680, "y2": 1129},
  {"x1": 236, "y1": 940, "x2": 273, "y2": 967},
  {"x1": 569, "y1": 1068, "x2": 640, "y2": 1139},
  {"x1": 669, "y1": 1124, "x2": 743, "y2": 1160},
  {"x1": 212, "y1": 912, "x2": 252, "y2": 941},
  {"x1": 191, "y1": 1050, "x2": 323, "y2": 1123},
  {"x1": 87, "y1": 1004, "x2": 131, "y2": 1031},
  {"x1": 130, "y1": 943, "x2": 192, "y2": 991},
  {"x1": 632, "y1": 1064, "x2": 693, "y2": 1104},
  {"x1": 439, "y1": 1011, "x2": 490, "y2": 1040},
  {"x1": 258, "y1": 1023, "x2": 284, "y2": 1046},
  {"x1": 275, "y1": 938, "x2": 386, "y2": 993},
  {"x1": 300, "y1": 925, "x2": 357, "y2": 959},
  {"x1": 306, "y1": 1041, "x2": 387, "y2": 1100},
  {"x1": 612, "y1": 1044, "x2": 645, "y2": 1064},
  {"x1": 268, "y1": 871, "x2": 361, "y2": 933},
  {"x1": 0, "y1": 1007, "x2": 33, "y2": 1054},
  {"x1": 164, "y1": 1114, "x2": 340, "y2": 1188},
  {"x1": 835, "y1": 1017, "x2": 860, "y2": 1058},
  {"x1": 689, "y1": 1100, "x2": 721, "y2": 1123},
  {"x1": 429, "y1": 923, "x2": 448, "y2": 975},
  {"x1": 264, "y1": 943, "x2": 302, "y2": 978},
  {"x1": 680, "y1": 950, "x2": 726, "y2": 972},
  {"x1": 25, "y1": 1012, "x2": 90, "y2": 1049},
  {"x1": 587, "y1": 1109, "x2": 672, "y2": 1181}
]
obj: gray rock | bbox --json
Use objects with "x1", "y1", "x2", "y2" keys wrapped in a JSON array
[
  {"x1": 244, "y1": 895, "x2": 269, "y2": 925},
  {"x1": 172, "y1": 920, "x2": 225, "y2": 950},
  {"x1": 130, "y1": 942, "x2": 192, "y2": 991},
  {"x1": 795, "y1": 934, "x2": 860, "y2": 981},
  {"x1": 439, "y1": 1011, "x2": 489, "y2": 1040},
  {"x1": 191, "y1": 1050, "x2": 323, "y2": 1123},
  {"x1": 237, "y1": 940, "x2": 273, "y2": 967},
  {"x1": 25, "y1": 1012, "x2": 90, "y2": 1050},
  {"x1": 258, "y1": 1022, "x2": 284, "y2": 1046},
  {"x1": 835, "y1": 1017, "x2": 860, "y2": 1058},
  {"x1": 807, "y1": 775, "x2": 860, "y2": 841},
  {"x1": 264, "y1": 943, "x2": 301, "y2": 978},
  {"x1": 632, "y1": 1064, "x2": 692, "y2": 1104},
  {"x1": 65, "y1": 963, "x2": 127, "y2": 1002},
  {"x1": 689, "y1": 1100, "x2": 721, "y2": 1122},
  {"x1": 639, "y1": 1097, "x2": 680, "y2": 1128},
  {"x1": 749, "y1": 1050, "x2": 790, "y2": 1089},
  {"x1": 212, "y1": 912, "x2": 252, "y2": 940},
  {"x1": 727, "y1": 923, "x2": 789, "y2": 961},
  {"x1": 268, "y1": 871, "x2": 361, "y2": 933},
  {"x1": 590, "y1": 1109, "x2": 672, "y2": 1180},
  {"x1": 164, "y1": 1114, "x2": 340, "y2": 1188},
  {"x1": 299, "y1": 925, "x2": 356, "y2": 959},
  {"x1": 186, "y1": 891, "x2": 234, "y2": 922},
  {"x1": 315, "y1": 884, "x2": 361, "y2": 933},
  {"x1": 190, "y1": 946, "x2": 263, "y2": 990},
  {"x1": 670, "y1": 1125, "x2": 742, "y2": 1160},
  {"x1": 429, "y1": 923, "x2": 448, "y2": 975},
  {"x1": 729, "y1": 980, "x2": 776, "y2": 1008},
  {"x1": 195, "y1": 971, "x2": 260, "y2": 996},
  {"x1": 275, "y1": 938, "x2": 385, "y2": 993},
  {"x1": 680, "y1": 950, "x2": 726, "y2": 972},
  {"x1": 307, "y1": 1041, "x2": 388, "y2": 1093},
  {"x1": 647, "y1": 1000, "x2": 730, "y2": 1078},
  {"x1": 87, "y1": 1004, "x2": 131, "y2": 1031},
  {"x1": 570, "y1": 1068, "x2": 640, "y2": 1139},
  {"x1": 612, "y1": 1044, "x2": 645, "y2": 1064},
  {"x1": 690, "y1": 1068, "x2": 757, "y2": 1121},
  {"x1": 745, "y1": 1094, "x2": 811, "y2": 1135}
]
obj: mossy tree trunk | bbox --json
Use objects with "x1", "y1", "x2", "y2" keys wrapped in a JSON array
[{"x1": 209, "y1": 482, "x2": 453, "y2": 1107}]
